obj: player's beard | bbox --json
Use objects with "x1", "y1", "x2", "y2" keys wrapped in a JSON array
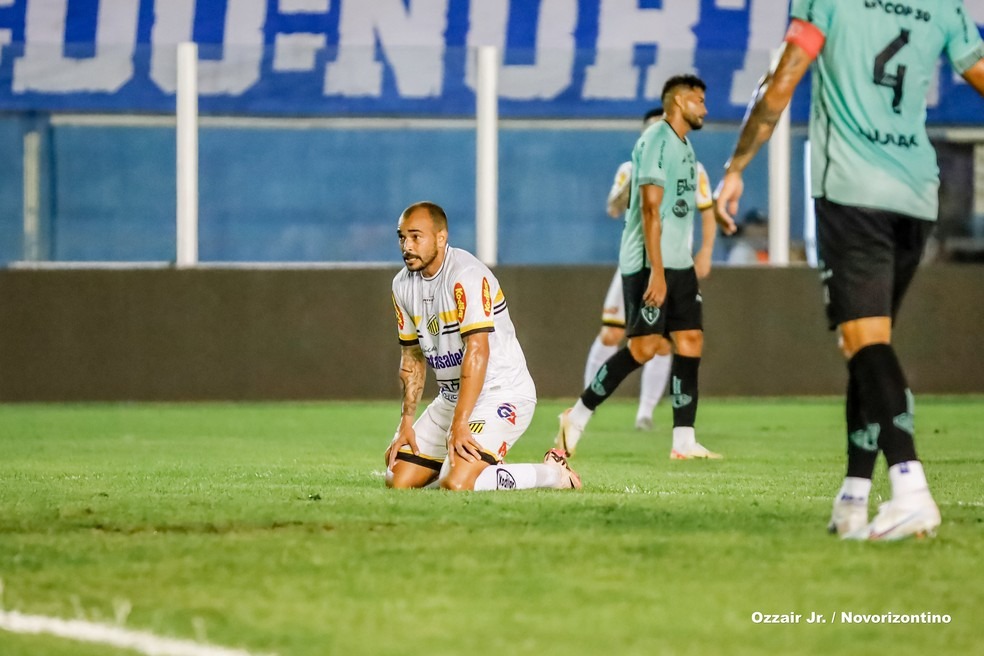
[
  {"x1": 686, "y1": 113, "x2": 704, "y2": 130},
  {"x1": 403, "y1": 247, "x2": 436, "y2": 272}
]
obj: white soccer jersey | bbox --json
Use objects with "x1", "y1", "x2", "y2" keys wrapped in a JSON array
[{"x1": 392, "y1": 246, "x2": 536, "y2": 405}]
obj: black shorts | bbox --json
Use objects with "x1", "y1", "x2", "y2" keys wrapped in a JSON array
[
  {"x1": 815, "y1": 198, "x2": 933, "y2": 331},
  {"x1": 622, "y1": 267, "x2": 703, "y2": 338}
]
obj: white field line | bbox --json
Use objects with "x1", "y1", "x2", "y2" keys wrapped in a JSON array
[{"x1": 0, "y1": 610, "x2": 276, "y2": 656}]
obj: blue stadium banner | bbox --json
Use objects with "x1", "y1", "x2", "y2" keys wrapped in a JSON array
[{"x1": 0, "y1": 0, "x2": 981, "y2": 121}]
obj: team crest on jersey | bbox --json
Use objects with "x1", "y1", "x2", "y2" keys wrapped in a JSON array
[
  {"x1": 426, "y1": 314, "x2": 440, "y2": 336},
  {"x1": 468, "y1": 420, "x2": 486, "y2": 434},
  {"x1": 481, "y1": 278, "x2": 492, "y2": 317},
  {"x1": 641, "y1": 306, "x2": 660, "y2": 326},
  {"x1": 454, "y1": 282, "x2": 467, "y2": 323},
  {"x1": 392, "y1": 294, "x2": 404, "y2": 330},
  {"x1": 497, "y1": 403, "x2": 517, "y2": 425}
]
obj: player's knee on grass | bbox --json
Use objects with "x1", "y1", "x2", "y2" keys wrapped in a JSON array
[
  {"x1": 599, "y1": 326, "x2": 625, "y2": 347},
  {"x1": 387, "y1": 460, "x2": 439, "y2": 489},
  {"x1": 439, "y1": 460, "x2": 488, "y2": 491}
]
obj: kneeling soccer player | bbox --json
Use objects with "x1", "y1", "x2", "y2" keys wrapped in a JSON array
[{"x1": 385, "y1": 201, "x2": 580, "y2": 491}]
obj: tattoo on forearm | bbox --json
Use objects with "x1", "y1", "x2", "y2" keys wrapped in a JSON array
[
  {"x1": 730, "y1": 46, "x2": 809, "y2": 172},
  {"x1": 399, "y1": 348, "x2": 425, "y2": 418}
]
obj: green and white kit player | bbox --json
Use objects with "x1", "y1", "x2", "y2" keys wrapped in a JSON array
[
  {"x1": 716, "y1": 0, "x2": 984, "y2": 541},
  {"x1": 557, "y1": 74, "x2": 735, "y2": 462}
]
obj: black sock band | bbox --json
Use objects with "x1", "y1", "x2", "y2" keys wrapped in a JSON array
[
  {"x1": 845, "y1": 371, "x2": 877, "y2": 479},
  {"x1": 848, "y1": 343, "x2": 917, "y2": 467},
  {"x1": 670, "y1": 355, "x2": 700, "y2": 428},
  {"x1": 580, "y1": 347, "x2": 643, "y2": 411}
]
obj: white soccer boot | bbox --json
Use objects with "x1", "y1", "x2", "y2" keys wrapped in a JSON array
[
  {"x1": 845, "y1": 493, "x2": 941, "y2": 541},
  {"x1": 827, "y1": 493, "x2": 869, "y2": 538},
  {"x1": 635, "y1": 416, "x2": 654, "y2": 431},
  {"x1": 555, "y1": 408, "x2": 585, "y2": 457},
  {"x1": 669, "y1": 442, "x2": 722, "y2": 460},
  {"x1": 543, "y1": 448, "x2": 582, "y2": 489}
]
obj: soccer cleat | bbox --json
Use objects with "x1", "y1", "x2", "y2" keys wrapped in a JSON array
[
  {"x1": 544, "y1": 448, "x2": 582, "y2": 489},
  {"x1": 845, "y1": 494, "x2": 941, "y2": 541},
  {"x1": 554, "y1": 408, "x2": 584, "y2": 457},
  {"x1": 669, "y1": 442, "x2": 722, "y2": 460},
  {"x1": 635, "y1": 416, "x2": 653, "y2": 431},
  {"x1": 827, "y1": 494, "x2": 869, "y2": 537}
]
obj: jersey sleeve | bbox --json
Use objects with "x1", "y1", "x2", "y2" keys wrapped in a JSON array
[
  {"x1": 695, "y1": 161, "x2": 713, "y2": 210},
  {"x1": 452, "y1": 267, "x2": 496, "y2": 337},
  {"x1": 945, "y1": 1, "x2": 984, "y2": 74},
  {"x1": 607, "y1": 161, "x2": 633, "y2": 207},
  {"x1": 636, "y1": 128, "x2": 667, "y2": 188},
  {"x1": 391, "y1": 280, "x2": 418, "y2": 346}
]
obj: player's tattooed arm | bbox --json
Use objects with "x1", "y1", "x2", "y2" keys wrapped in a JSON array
[
  {"x1": 725, "y1": 42, "x2": 813, "y2": 176},
  {"x1": 717, "y1": 39, "x2": 814, "y2": 224},
  {"x1": 387, "y1": 344, "x2": 427, "y2": 467},
  {"x1": 399, "y1": 344, "x2": 426, "y2": 420}
]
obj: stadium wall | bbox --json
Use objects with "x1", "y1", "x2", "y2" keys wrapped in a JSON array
[{"x1": 1, "y1": 265, "x2": 981, "y2": 402}]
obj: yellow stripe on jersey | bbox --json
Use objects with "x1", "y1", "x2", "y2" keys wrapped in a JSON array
[
  {"x1": 494, "y1": 288, "x2": 504, "y2": 304},
  {"x1": 439, "y1": 310, "x2": 458, "y2": 324}
]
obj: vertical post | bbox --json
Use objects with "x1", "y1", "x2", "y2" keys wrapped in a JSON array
[
  {"x1": 176, "y1": 42, "x2": 199, "y2": 267},
  {"x1": 767, "y1": 102, "x2": 791, "y2": 265},
  {"x1": 23, "y1": 128, "x2": 42, "y2": 262},
  {"x1": 803, "y1": 140, "x2": 818, "y2": 267},
  {"x1": 475, "y1": 45, "x2": 498, "y2": 266}
]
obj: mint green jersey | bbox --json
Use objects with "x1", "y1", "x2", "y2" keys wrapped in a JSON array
[
  {"x1": 791, "y1": 0, "x2": 984, "y2": 221},
  {"x1": 619, "y1": 121, "x2": 699, "y2": 274}
]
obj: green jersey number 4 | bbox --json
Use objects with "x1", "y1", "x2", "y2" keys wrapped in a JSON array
[{"x1": 873, "y1": 29, "x2": 911, "y2": 114}]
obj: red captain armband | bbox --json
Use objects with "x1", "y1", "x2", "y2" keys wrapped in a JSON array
[{"x1": 784, "y1": 18, "x2": 825, "y2": 60}]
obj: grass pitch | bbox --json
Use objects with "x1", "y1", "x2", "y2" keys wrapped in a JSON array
[{"x1": 0, "y1": 398, "x2": 982, "y2": 656}]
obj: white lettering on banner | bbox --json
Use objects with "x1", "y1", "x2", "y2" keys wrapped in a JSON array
[
  {"x1": 465, "y1": 0, "x2": 577, "y2": 100},
  {"x1": 279, "y1": 0, "x2": 331, "y2": 12},
  {"x1": 150, "y1": 0, "x2": 265, "y2": 95},
  {"x1": 14, "y1": 0, "x2": 138, "y2": 93},
  {"x1": 729, "y1": 0, "x2": 787, "y2": 104},
  {"x1": 324, "y1": 0, "x2": 448, "y2": 98},
  {"x1": 583, "y1": 0, "x2": 699, "y2": 99},
  {"x1": 274, "y1": 33, "x2": 327, "y2": 72}
]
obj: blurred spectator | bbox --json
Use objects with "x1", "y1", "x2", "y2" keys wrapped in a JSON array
[{"x1": 726, "y1": 209, "x2": 769, "y2": 264}]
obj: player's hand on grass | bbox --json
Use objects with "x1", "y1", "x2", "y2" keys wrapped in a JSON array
[
  {"x1": 643, "y1": 269, "x2": 666, "y2": 308},
  {"x1": 385, "y1": 423, "x2": 419, "y2": 470},
  {"x1": 714, "y1": 172, "x2": 742, "y2": 233},
  {"x1": 448, "y1": 422, "x2": 483, "y2": 466},
  {"x1": 694, "y1": 248, "x2": 712, "y2": 279}
]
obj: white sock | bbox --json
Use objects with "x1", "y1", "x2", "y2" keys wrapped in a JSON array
[
  {"x1": 837, "y1": 476, "x2": 872, "y2": 503},
  {"x1": 584, "y1": 337, "x2": 618, "y2": 389},
  {"x1": 672, "y1": 426, "x2": 695, "y2": 452},
  {"x1": 888, "y1": 461, "x2": 930, "y2": 499},
  {"x1": 473, "y1": 463, "x2": 562, "y2": 491},
  {"x1": 569, "y1": 399, "x2": 593, "y2": 428},
  {"x1": 637, "y1": 353, "x2": 671, "y2": 420}
]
